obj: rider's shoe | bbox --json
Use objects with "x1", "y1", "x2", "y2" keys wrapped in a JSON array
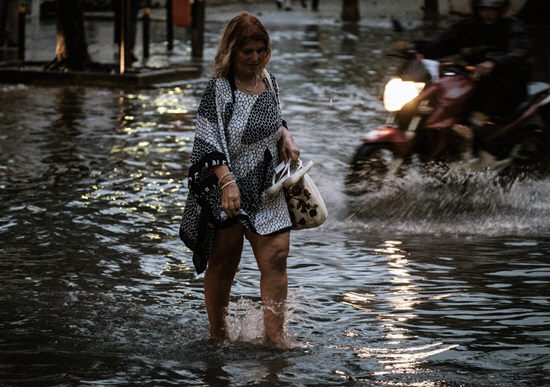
[
  {"x1": 451, "y1": 124, "x2": 474, "y2": 161},
  {"x1": 468, "y1": 111, "x2": 490, "y2": 127}
]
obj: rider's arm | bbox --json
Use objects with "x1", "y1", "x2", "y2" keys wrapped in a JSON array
[{"x1": 413, "y1": 18, "x2": 470, "y2": 59}]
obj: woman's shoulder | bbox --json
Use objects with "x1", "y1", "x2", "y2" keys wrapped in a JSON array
[
  {"x1": 202, "y1": 77, "x2": 233, "y2": 100},
  {"x1": 263, "y1": 69, "x2": 278, "y2": 82},
  {"x1": 262, "y1": 69, "x2": 280, "y2": 92},
  {"x1": 205, "y1": 77, "x2": 231, "y2": 90}
]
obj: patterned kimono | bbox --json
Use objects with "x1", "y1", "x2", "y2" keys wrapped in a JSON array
[{"x1": 180, "y1": 71, "x2": 291, "y2": 274}]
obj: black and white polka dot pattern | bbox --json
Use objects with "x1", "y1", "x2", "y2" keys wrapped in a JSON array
[{"x1": 180, "y1": 72, "x2": 291, "y2": 274}]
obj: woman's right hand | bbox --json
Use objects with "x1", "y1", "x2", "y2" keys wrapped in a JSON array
[{"x1": 221, "y1": 182, "x2": 241, "y2": 218}]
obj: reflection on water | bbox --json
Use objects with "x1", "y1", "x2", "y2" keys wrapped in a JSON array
[{"x1": 1, "y1": 16, "x2": 550, "y2": 387}]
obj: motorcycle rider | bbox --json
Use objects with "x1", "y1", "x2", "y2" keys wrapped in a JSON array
[{"x1": 394, "y1": 0, "x2": 531, "y2": 158}]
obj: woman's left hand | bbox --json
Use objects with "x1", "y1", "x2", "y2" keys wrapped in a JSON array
[{"x1": 279, "y1": 127, "x2": 300, "y2": 163}]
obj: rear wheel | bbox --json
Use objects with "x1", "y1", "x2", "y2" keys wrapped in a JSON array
[
  {"x1": 498, "y1": 131, "x2": 550, "y2": 185},
  {"x1": 345, "y1": 143, "x2": 404, "y2": 195}
]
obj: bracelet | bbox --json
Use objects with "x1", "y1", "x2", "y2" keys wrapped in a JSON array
[
  {"x1": 218, "y1": 172, "x2": 233, "y2": 186},
  {"x1": 220, "y1": 180, "x2": 236, "y2": 190}
]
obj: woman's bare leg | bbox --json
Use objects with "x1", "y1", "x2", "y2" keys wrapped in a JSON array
[
  {"x1": 246, "y1": 230, "x2": 290, "y2": 346},
  {"x1": 204, "y1": 223, "x2": 244, "y2": 342}
]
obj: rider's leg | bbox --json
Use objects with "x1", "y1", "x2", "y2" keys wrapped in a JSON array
[{"x1": 451, "y1": 124, "x2": 474, "y2": 160}]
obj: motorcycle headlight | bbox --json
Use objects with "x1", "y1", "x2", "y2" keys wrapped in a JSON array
[{"x1": 383, "y1": 78, "x2": 425, "y2": 112}]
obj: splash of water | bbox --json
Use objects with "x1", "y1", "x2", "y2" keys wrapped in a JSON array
[
  {"x1": 340, "y1": 164, "x2": 550, "y2": 236},
  {"x1": 225, "y1": 290, "x2": 315, "y2": 348},
  {"x1": 226, "y1": 298, "x2": 265, "y2": 344}
]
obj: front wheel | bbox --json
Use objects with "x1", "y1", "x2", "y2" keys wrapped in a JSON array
[{"x1": 345, "y1": 143, "x2": 405, "y2": 195}]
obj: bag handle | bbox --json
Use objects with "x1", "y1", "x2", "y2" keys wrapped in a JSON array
[
  {"x1": 271, "y1": 159, "x2": 305, "y2": 186},
  {"x1": 264, "y1": 69, "x2": 293, "y2": 167},
  {"x1": 263, "y1": 69, "x2": 278, "y2": 108},
  {"x1": 272, "y1": 161, "x2": 291, "y2": 186}
]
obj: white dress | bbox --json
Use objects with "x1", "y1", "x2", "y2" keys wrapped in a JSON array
[{"x1": 180, "y1": 72, "x2": 291, "y2": 274}]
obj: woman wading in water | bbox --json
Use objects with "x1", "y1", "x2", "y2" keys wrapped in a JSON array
[{"x1": 180, "y1": 12, "x2": 300, "y2": 347}]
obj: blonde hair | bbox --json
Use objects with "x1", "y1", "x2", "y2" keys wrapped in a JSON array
[{"x1": 213, "y1": 12, "x2": 272, "y2": 79}]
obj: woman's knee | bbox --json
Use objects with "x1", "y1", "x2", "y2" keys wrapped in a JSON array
[
  {"x1": 208, "y1": 225, "x2": 244, "y2": 273},
  {"x1": 258, "y1": 238, "x2": 289, "y2": 275},
  {"x1": 208, "y1": 252, "x2": 239, "y2": 271}
]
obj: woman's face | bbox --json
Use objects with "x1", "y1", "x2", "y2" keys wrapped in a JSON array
[{"x1": 233, "y1": 40, "x2": 266, "y2": 78}]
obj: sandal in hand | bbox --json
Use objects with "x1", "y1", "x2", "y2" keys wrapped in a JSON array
[{"x1": 266, "y1": 159, "x2": 313, "y2": 196}]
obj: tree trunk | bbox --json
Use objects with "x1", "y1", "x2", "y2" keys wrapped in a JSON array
[
  {"x1": 517, "y1": 0, "x2": 550, "y2": 82},
  {"x1": 191, "y1": 0, "x2": 205, "y2": 58},
  {"x1": 423, "y1": 0, "x2": 439, "y2": 21},
  {"x1": 422, "y1": 0, "x2": 439, "y2": 22},
  {"x1": 341, "y1": 0, "x2": 360, "y2": 22},
  {"x1": 47, "y1": 0, "x2": 91, "y2": 71}
]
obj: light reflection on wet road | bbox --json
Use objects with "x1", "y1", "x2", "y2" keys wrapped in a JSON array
[{"x1": 1, "y1": 15, "x2": 550, "y2": 386}]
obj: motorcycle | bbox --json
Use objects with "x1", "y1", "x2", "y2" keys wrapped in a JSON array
[{"x1": 345, "y1": 53, "x2": 550, "y2": 193}]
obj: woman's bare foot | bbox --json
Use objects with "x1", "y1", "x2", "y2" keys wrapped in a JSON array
[
  {"x1": 264, "y1": 335, "x2": 303, "y2": 350},
  {"x1": 209, "y1": 331, "x2": 229, "y2": 344}
]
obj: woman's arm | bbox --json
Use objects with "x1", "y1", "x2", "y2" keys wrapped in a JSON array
[
  {"x1": 265, "y1": 72, "x2": 300, "y2": 163},
  {"x1": 214, "y1": 165, "x2": 240, "y2": 218},
  {"x1": 279, "y1": 126, "x2": 300, "y2": 163}
]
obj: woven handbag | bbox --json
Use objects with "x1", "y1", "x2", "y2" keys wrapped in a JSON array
[{"x1": 284, "y1": 171, "x2": 328, "y2": 230}]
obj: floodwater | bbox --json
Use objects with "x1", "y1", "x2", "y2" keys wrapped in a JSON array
[{"x1": 1, "y1": 15, "x2": 550, "y2": 387}]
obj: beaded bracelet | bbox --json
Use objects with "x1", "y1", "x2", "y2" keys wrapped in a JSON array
[
  {"x1": 218, "y1": 172, "x2": 233, "y2": 186},
  {"x1": 220, "y1": 180, "x2": 236, "y2": 190}
]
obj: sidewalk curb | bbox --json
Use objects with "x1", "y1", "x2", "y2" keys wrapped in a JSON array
[{"x1": 0, "y1": 63, "x2": 202, "y2": 88}]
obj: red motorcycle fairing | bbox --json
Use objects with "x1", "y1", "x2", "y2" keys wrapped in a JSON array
[
  {"x1": 361, "y1": 126, "x2": 413, "y2": 156},
  {"x1": 419, "y1": 74, "x2": 477, "y2": 129}
]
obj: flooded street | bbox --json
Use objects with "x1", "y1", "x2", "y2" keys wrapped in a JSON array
[{"x1": 2, "y1": 12, "x2": 550, "y2": 386}]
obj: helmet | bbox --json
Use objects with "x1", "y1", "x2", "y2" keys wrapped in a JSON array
[{"x1": 471, "y1": 0, "x2": 510, "y2": 9}]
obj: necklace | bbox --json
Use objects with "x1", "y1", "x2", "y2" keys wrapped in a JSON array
[{"x1": 236, "y1": 75, "x2": 258, "y2": 93}]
